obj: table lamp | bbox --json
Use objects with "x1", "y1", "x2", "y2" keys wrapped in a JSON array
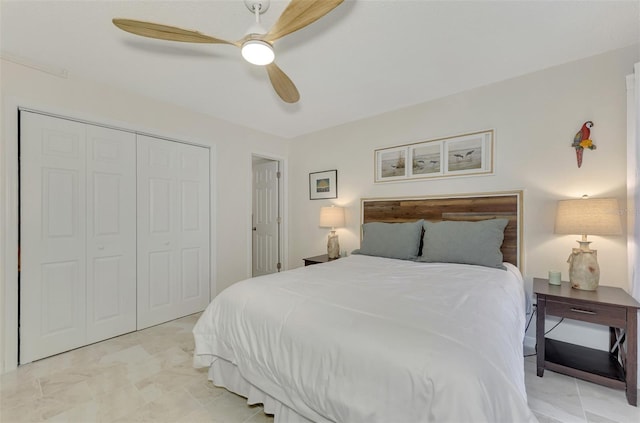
[
  {"x1": 319, "y1": 206, "x2": 345, "y2": 259},
  {"x1": 554, "y1": 197, "x2": 622, "y2": 290}
]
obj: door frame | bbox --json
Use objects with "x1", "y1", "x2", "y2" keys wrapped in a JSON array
[
  {"x1": 1, "y1": 100, "x2": 217, "y2": 372},
  {"x1": 248, "y1": 152, "x2": 288, "y2": 278},
  {"x1": 2, "y1": 98, "x2": 21, "y2": 372}
]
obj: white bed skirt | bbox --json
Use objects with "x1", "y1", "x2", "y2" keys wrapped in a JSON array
[{"x1": 209, "y1": 357, "x2": 316, "y2": 423}]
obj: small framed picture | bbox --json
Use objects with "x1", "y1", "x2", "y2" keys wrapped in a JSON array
[
  {"x1": 409, "y1": 142, "x2": 443, "y2": 177},
  {"x1": 444, "y1": 131, "x2": 492, "y2": 175},
  {"x1": 375, "y1": 146, "x2": 408, "y2": 182},
  {"x1": 309, "y1": 169, "x2": 338, "y2": 200}
]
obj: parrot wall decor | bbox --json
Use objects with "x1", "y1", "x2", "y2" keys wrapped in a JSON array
[{"x1": 571, "y1": 121, "x2": 596, "y2": 168}]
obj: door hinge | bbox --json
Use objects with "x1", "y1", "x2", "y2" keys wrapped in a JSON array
[
  {"x1": 276, "y1": 171, "x2": 281, "y2": 179},
  {"x1": 276, "y1": 217, "x2": 281, "y2": 224},
  {"x1": 277, "y1": 262, "x2": 282, "y2": 271}
]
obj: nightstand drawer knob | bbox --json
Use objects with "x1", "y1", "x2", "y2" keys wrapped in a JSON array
[{"x1": 570, "y1": 308, "x2": 596, "y2": 315}]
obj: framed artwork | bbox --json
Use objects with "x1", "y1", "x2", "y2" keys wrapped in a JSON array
[
  {"x1": 309, "y1": 169, "x2": 338, "y2": 200},
  {"x1": 374, "y1": 130, "x2": 494, "y2": 183},
  {"x1": 409, "y1": 142, "x2": 443, "y2": 177},
  {"x1": 375, "y1": 146, "x2": 407, "y2": 182},
  {"x1": 444, "y1": 132, "x2": 491, "y2": 175}
]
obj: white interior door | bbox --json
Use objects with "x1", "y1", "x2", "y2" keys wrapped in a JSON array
[
  {"x1": 20, "y1": 112, "x2": 87, "y2": 363},
  {"x1": 85, "y1": 125, "x2": 137, "y2": 343},
  {"x1": 252, "y1": 160, "x2": 280, "y2": 277},
  {"x1": 137, "y1": 135, "x2": 210, "y2": 329}
]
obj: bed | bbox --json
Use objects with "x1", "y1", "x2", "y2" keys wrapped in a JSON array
[{"x1": 193, "y1": 192, "x2": 538, "y2": 422}]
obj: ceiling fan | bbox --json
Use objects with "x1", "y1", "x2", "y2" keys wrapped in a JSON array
[{"x1": 113, "y1": 0, "x2": 344, "y2": 103}]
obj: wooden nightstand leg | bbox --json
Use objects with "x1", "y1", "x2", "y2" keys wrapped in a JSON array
[
  {"x1": 626, "y1": 309, "x2": 637, "y2": 406},
  {"x1": 536, "y1": 297, "x2": 546, "y2": 377}
]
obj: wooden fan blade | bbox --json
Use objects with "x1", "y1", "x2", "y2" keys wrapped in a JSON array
[
  {"x1": 113, "y1": 18, "x2": 237, "y2": 46},
  {"x1": 266, "y1": 63, "x2": 300, "y2": 103},
  {"x1": 264, "y1": 0, "x2": 344, "y2": 42}
]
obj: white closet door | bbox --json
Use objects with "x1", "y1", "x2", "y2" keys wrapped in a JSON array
[
  {"x1": 137, "y1": 135, "x2": 177, "y2": 328},
  {"x1": 85, "y1": 125, "x2": 137, "y2": 343},
  {"x1": 20, "y1": 112, "x2": 87, "y2": 363},
  {"x1": 175, "y1": 142, "x2": 210, "y2": 317},
  {"x1": 137, "y1": 135, "x2": 210, "y2": 329}
]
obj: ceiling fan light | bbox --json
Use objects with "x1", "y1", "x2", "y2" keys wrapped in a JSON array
[{"x1": 241, "y1": 40, "x2": 274, "y2": 66}]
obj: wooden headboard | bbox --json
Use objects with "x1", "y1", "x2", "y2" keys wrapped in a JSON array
[{"x1": 361, "y1": 191, "x2": 523, "y2": 268}]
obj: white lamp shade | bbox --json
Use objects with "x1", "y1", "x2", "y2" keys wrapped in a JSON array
[
  {"x1": 241, "y1": 40, "x2": 274, "y2": 65},
  {"x1": 319, "y1": 206, "x2": 345, "y2": 228},
  {"x1": 555, "y1": 198, "x2": 622, "y2": 236}
]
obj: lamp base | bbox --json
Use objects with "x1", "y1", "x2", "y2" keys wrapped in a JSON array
[
  {"x1": 567, "y1": 246, "x2": 600, "y2": 291},
  {"x1": 327, "y1": 231, "x2": 340, "y2": 260}
]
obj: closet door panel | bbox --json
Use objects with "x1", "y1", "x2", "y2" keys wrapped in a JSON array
[
  {"x1": 86, "y1": 125, "x2": 136, "y2": 343},
  {"x1": 137, "y1": 135, "x2": 180, "y2": 328},
  {"x1": 148, "y1": 251, "x2": 172, "y2": 307},
  {"x1": 137, "y1": 136, "x2": 210, "y2": 328},
  {"x1": 176, "y1": 143, "x2": 210, "y2": 315},
  {"x1": 20, "y1": 112, "x2": 87, "y2": 364}
]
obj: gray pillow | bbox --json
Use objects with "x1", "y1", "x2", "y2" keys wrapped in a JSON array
[
  {"x1": 357, "y1": 220, "x2": 424, "y2": 260},
  {"x1": 417, "y1": 219, "x2": 509, "y2": 269}
]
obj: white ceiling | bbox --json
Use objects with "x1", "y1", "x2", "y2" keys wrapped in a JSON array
[{"x1": 1, "y1": 1, "x2": 638, "y2": 139}]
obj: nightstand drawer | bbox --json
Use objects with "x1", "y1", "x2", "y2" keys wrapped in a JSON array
[{"x1": 546, "y1": 299, "x2": 626, "y2": 327}]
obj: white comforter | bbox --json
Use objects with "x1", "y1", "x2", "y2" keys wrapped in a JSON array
[{"x1": 193, "y1": 255, "x2": 537, "y2": 423}]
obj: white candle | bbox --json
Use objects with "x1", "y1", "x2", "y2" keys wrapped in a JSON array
[{"x1": 548, "y1": 270, "x2": 562, "y2": 285}]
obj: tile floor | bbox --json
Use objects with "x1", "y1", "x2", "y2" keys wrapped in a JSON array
[{"x1": 0, "y1": 313, "x2": 638, "y2": 423}]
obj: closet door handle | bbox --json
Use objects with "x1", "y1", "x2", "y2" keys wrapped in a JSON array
[{"x1": 97, "y1": 245, "x2": 104, "y2": 250}]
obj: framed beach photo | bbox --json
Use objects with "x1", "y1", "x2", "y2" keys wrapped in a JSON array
[
  {"x1": 309, "y1": 169, "x2": 338, "y2": 200},
  {"x1": 409, "y1": 142, "x2": 443, "y2": 178},
  {"x1": 375, "y1": 146, "x2": 408, "y2": 182},
  {"x1": 443, "y1": 131, "x2": 493, "y2": 176}
]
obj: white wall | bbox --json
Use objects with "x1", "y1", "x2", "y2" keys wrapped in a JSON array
[
  {"x1": 0, "y1": 59, "x2": 289, "y2": 372},
  {"x1": 288, "y1": 45, "x2": 639, "y2": 350}
]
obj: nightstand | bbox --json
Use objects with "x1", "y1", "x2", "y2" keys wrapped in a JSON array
[
  {"x1": 534, "y1": 277, "x2": 639, "y2": 406},
  {"x1": 303, "y1": 254, "x2": 337, "y2": 266}
]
